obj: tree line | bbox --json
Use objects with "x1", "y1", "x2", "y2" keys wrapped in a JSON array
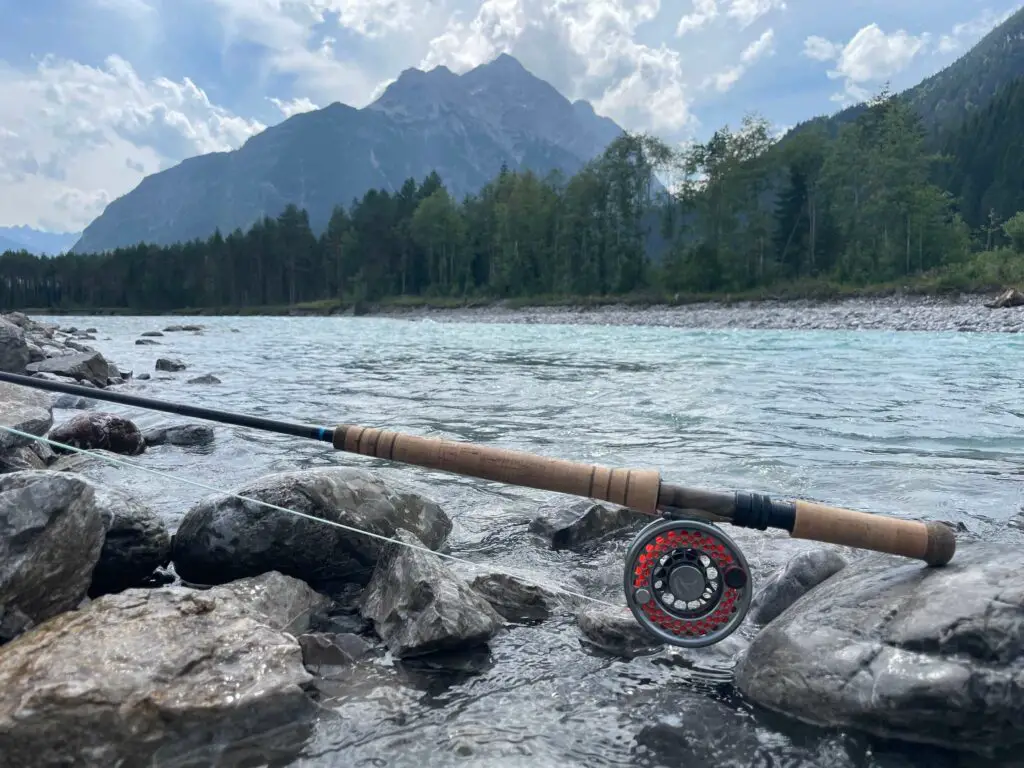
[{"x1": 2, "y1": 86, "x2": 1023, "y2": 312}]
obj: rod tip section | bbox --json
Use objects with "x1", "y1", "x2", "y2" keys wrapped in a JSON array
[{"x1": 923, "y1": 521, "x2": 958, "y2": 567}]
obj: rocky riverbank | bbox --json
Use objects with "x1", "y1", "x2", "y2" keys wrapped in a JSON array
[
  {"x1": 1, "y1": 310, "x2": 1022, "y2": 766},
  {"x1": 376, "y1": 291, "x2": 1024, "y2": 333}
]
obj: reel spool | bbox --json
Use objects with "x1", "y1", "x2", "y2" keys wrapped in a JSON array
[{"x1": 623, "y1": 518, "x2": 752, "y2": 648}]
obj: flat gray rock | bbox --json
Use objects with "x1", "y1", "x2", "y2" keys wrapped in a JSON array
[
  {"x1": 26, "y1": 351, "x2": 112, "y2": 387},
  {"x1": 0, "y1": 572, "x2": 322, "y2": 767},
  {"x1": 735, "y1": 540, "x2": 1023, "y2": 757}
]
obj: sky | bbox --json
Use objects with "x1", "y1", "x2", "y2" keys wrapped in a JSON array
[{"x1": 0, "y1": 0, "x2": 1020, "y2": 234}]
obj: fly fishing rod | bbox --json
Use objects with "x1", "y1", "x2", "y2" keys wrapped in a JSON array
[{"x1": 0, "y1": 370, "x2": 957, "y2": 648}]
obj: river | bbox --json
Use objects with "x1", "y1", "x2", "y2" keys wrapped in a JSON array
[{"x1": 38, "y1": 313, "x2": 1024, "y2": 767}]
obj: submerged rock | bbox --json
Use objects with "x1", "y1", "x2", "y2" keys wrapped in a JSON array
[
  {"x1": 528, "y1": 499, "x2": 649, "y2": 550},
  {"x1": 299, "y1": 632, "x2": 374, "y2": 671},
  {"x1": 187, "y1": 373, "x2": 221, "y2": 384},
  {"x1": 0, "y1": 471, "x2": 106, "y2": 643},
  {"x1": 155, "y1": 357, "x2": 187, "y2": 372},
  {"x1": 576, "y1": 604, "x2": 664, "y2": 659},
  {"x1": 748, "y1": 548, "x2": 848, "y2": 626},
  {"x1": 735, "y1": 541, "x2": 1024, "y2": 756},
  {"x1": 48, "y1": 412, "x2": 146, "y2": 456},
  {"x1": 172, "y1": 467, "x2": 452, "y2": 590},
  {"x1": 25, "y1": 351, "x2": 112, "y2": 387},
  {"x1": 87, "y1": 485, "x2": 172, "y2": 597},
  {"x1": 143, "y1": 423, "x2": 215, "y2": 447},
  {"x1": 0, "y1": 572, "x2": 322, "y2": 767},
  {"x1": 360, "y1": 528, "x2": 505, "y2": 658},
  {"x1": 0, "y1": 380, "x2": 53, "y2": 452},
  {"x1": 469, "y1": 572, "x2": 566, "y2": 623}
]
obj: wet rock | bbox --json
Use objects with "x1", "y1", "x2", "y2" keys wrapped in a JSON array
[
  {"x1": 163, "y1": 324, "x2": 203, "y2": 332},
  {"x1": 140, "y1": 331, "x2": 164, "y2": 337},
  {"x1": 469, "y1": 572, "x2": 565, "y2": 622},
  {"x1": 0, "y1": 380, "x2": 53, "y2": 451},
  {"x1": 985, "y1": 288, "x2": 1024, "y2": 308},
  {"x1": 748, "y1": 548, "x2": 848, "y2": 626},
  {"x1": 135, "y1": 338, "x2": 159, "y2": 345},
  {"x1": 30, "y1": 440, "x2": 56, "y2": 465},
  {"x1": 88, "y1": 485, "x2": 172, "y2": 597},
  {"x1": 735, "y1": 541, "x2": 1024, "y2": 756},
  {"x1": 187, "y1": 373, "x2": 221, "y2": 384},
  {"x1": 0, "y1": 318, "x2": 30, "y2": 374},
  {"x1": 0, "y1": 573, "x2": 321, "y2": 767},
  {"x1": 136, "y1": 372, "x2": 151, "y2": 380},
  {"x1": 299, "y1": 632, "x2": 373, "y2": 671},
  {"x1": 49, "y1": 449, "x2": 123, "y2": 473},
  {"x1": 143, "y1": 423, "x2": 215, "y2": 447},
  {"x1": 528, "y1": 499, "x2": 649, "y2": 550},
  {"x1": 210, "y1": 570, "x2": 332, "y2": 635},
  {"x1": 0, "y1": 445, "x2": 47, "y2": 472},
  {"x1": 360, "y1": 528, "x2": 504, "y2": 658},
  {"x1": 155, "y1": 357, "x2": 187, "y2": 372},
  {"x1": 53, "y1": 393, "x2": 94, "y2": 409},
  {"x1": 172, "y1": 467, "x2": 453, "y2": 590},
  {"x1": 25, "y1": 351, "x2": 112, "y2": 387},
  {"x1": 0, "y1": 471, "x2": 106, "y2": 643},
  {"x1": 48, "y1": 412, "x2": 146, "y2": 456},
  {"x1": 576, "y1": 604, "x2": 664, "y2": 658}
]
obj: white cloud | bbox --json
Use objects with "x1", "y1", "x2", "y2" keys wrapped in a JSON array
[
  {"x1": 421, "y1": 0, "x2": 699, "y2": 133},
  {"x1": 725, "y1": 0, "x2": 785, "y2": 28},
  {"x1": 268, "y1": 96, "x2": 320, "y2": 117},
  {"x1": 0, "y1": 55, "x2": 264, "y2": 231},
  {"x1": 677, "y1": 0, "x2": 719, "y2": 36},
  {"x1": 937, "y1": 5, "x2": 1020, "y2": 54},
  {"x1": 802, "y1": 23, "x2": 930, "y2": 104},
  {"x1": 704, "y1": 27, "x2": 775, "y2": 92}
]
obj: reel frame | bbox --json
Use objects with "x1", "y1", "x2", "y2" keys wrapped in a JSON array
[{"x1": 623, "y1": 515, "x2": 753, "y2": 648}]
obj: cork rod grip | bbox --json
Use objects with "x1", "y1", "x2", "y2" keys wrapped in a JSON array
[
  {"x1": 790, "y1": 500, "x2": 957, "y2": 566},
  {"x1": 332, "y1": 425, "x2": 662, "y2": 514}
]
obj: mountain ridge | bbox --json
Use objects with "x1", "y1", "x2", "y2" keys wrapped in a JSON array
[{"x1": 69, "y1": 55, "x2": 627, "y2": 254}]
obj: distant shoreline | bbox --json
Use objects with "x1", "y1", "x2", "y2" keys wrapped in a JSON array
[{"x1": 17, "y1": 290, "x2": 1024, "y2": 333}]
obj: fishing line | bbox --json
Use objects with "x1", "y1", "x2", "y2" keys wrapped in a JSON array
[{"x1": 0, "y1": 424, "x2": 623, "y2": 610}]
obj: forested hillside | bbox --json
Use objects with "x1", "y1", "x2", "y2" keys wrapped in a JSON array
[{"x1": 3, "y1": 86, "x2": 1023, "y2": 313}]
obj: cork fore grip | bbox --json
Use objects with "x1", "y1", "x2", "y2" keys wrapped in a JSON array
[
  {"x1": 332, "y1": 425, "x2": 662, "y2": 513},
  {"x1": 790, "y1": 500, "x2": 957, "y2": 566}
]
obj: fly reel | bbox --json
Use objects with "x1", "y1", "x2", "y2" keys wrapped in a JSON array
[{"x1": 623, "y1": 517, "x2": 752, "y2": 648}]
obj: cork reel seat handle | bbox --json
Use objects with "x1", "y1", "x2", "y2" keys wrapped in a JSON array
[{"x1": 332, "y1": 424, "x2": 664, "y2": 512}]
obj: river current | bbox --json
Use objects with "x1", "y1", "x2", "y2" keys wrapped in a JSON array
[{"x1": 38, "y1": 314, "x2": 1024, "y2": 768}]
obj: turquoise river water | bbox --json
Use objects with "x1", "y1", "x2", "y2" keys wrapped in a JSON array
[{"x1": 37, "y1": 314, "x2": 1024, "y2": 768}]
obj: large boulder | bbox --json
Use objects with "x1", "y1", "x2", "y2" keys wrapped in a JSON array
[
  {"x1": 0, "y1": 572, "x2": 325, "y2": 767},
  {"x1": 87, "y1": 484, "x2": 172, "y2": 597},
  {"x1": 360, "y1": 528, "x2": 505, "y2": 658},
  {"x1": 0, "y1": 471, "x2": 107, "y2": 643},
  {"x1": 25, "y1": 351, "x2": 112, "y2": 387},
  {"x1": 48, "y1": 412, "x2": 146, "y2": 456},
  {"x1": 172, "y1": 467, "x2": 453, "y2": 591},
  {"x1": 0, "y1": 318, "x2": 30, "y2": 374},
  {"x1": 735, "y1": 541, "x2": 1024, "y2": 757},
  {"x1": 0, "y1": 380, "x2": 53, "y2": 452}
]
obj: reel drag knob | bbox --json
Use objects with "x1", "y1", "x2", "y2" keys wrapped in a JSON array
[{"x1": 623, "y1": 518, "x2": 752, "y2": 648}]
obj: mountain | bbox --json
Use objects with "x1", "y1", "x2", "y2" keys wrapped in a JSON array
[
  {"x1": 70, "y1": 54, "x2": 627, "y2": 255},
  {"x1": 0, "y1": 226, "x2": 81, "y2": 255},
  {"x1": 937, "y1": 74, "x2": 1024, "y2": 227}
]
